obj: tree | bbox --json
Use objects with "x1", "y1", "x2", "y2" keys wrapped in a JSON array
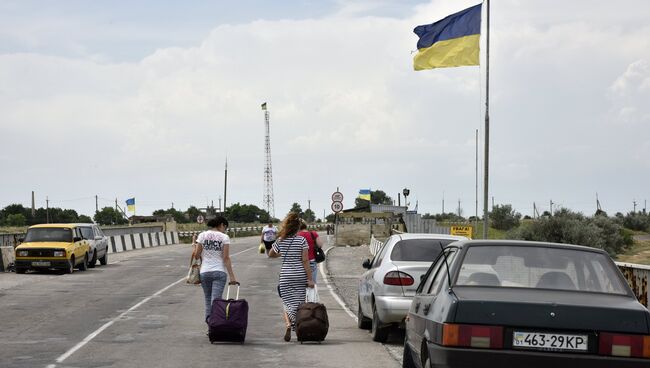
[
  {"x1": 225, "y1": 203, "x2": 271, "y2": 223},
  {"x1": 289, "y1": 203, "x2": 303, "y2": 217},
  {"x1": 354, "y1": 189, "x2": 394, "y2": 210},
  {"x1": 303, "y1": 209, "x2": 316, "y2": 223},
  {"x1": 78, "y1": 215, "x2": 93, "y2": 223},
  {"x1": 6, "y1": 213, "x2": 26, "y2": 226},
  {"x1": 325, "y1": 213, "x2": 336, "y2": 223},
  {"x1": 153, "y1": 208, "x2": 188, "y2": 223},
  {"x1": 94, "y1": 207, "x2": 128, "y2": 225},
  {"x1": 186, "y1": 206, "x2": 203, "y2": 223},
  {"x1": 490, "y1": 204, "x2": 521, "y2": 231}
]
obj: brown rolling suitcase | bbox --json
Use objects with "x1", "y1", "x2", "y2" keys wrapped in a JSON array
[{"x1": 295, "y1": 302, "x2": 329, "y2": 343}]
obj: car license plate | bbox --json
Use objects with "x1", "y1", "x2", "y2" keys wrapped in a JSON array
[
  {"x1": 32, "y1": 261, "x2": 51, "y2": 267},
  {"x1": 513, "y1": 331, "x2": 588, "y2": 352}
]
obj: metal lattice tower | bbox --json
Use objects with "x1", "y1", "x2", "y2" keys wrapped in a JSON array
[{"x1": 262, "y1": 103, "x2": 275, "y2": 218}]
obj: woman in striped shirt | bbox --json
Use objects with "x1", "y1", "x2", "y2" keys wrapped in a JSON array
[{"x1": 269, "y1": 212, "x2": 314, "y2": 342}]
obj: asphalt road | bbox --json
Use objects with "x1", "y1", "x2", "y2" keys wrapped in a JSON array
[{"x1": 0, "y1": 235, "x2": 399, "y2": 368}]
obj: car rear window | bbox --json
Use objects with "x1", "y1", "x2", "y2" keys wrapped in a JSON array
[
  {"x1": 390, "y1": 239, "x2": 457, "y2": 262},
  {"x1": 24, "y1": 228, "x2": 73, "y2": 243},
  {"x1": 456, "y1": 245, "x2": 628, "y2": 295}
]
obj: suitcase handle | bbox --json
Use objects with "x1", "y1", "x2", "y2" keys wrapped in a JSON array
[{"x1": 226, "y1": 283, "x2": 240, "y2": 300}]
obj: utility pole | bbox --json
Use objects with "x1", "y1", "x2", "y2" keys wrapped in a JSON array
[
  {"x1": 31, "y1": 191, "x2": 35, "y2": 217},
  {"x1": 308, "y1": 199, "x2": 311, "y2": 211},
  {"x1": 457, "y1": 199, "x2": 461, "y2": 217},
  {"x1": 550, "y1": 199, "x2": 554, "y2": 216},
  {"x1": 398, "y1": 193, "x2": 401, "y2": 206},
  {"x1": 95, "y1": 195, "x2": 99, "y2": 213},
  {"x1": 533, "y1": 202, "x2": 536, "y2": 219},
  {"x1": 491, "y1": 196, "x2": 495, "y2": 211},
  {"x1": 475, "y1": 128, "x2": 478, "y2": 234},
  {"x1": 442, "y1": 191, "x2": 445, "y2": 214},
  {"x1": 172, "y1": 202, "x2": 174, "y2": 210},
  {"x1": 644, "y1": 199, "x2": 647, "y2": 214},
  {"x1": 223, "y1": 158, "x2": 228, "y2": 213},
  {"x1": 46, "y1": 196, "x2": 50, "y2": 223},
  {"x1": 633, "y1": 199, "x2": 637, "y2": 213},
  {"x1": 218, "y1": 197, "x2": 222, "y2": 213}
]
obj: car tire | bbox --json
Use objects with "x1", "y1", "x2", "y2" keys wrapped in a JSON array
[
  {"x1": 371, "y1": 303, "x2": 389, "y2": 343},
  {"x1": 78, "y1": 254, "x2": 88, "y2": 271},
  {"x1": 64, "y1": 256, "x2": 75, "y2": 274},
  {"x1": 357, "y1": 299, "x2": 372, "y2": 330},
  {"x1": 99, "y1": 252, "x2": 108, "y2": 266},
  {"x1": 16, "y1": 268, "x2": 27, "y2": 274},
  {"x1": 88, "y1": 250, "x2": 97, "y2": 268},
  {"x1": 402, "y1": 342, "x2": 417, "y2": 368}
]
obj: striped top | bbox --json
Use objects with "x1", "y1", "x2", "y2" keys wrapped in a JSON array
[{"x1": 273, "y1": 235, "x2": 308, "y2": 284}]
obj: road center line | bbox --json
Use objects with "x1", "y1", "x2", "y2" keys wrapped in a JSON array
[{"x1": 45, "y1": 244, "x2": 256, "y2": 368}]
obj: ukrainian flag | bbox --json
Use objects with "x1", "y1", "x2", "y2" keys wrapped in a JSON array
[
  {"x1": 358, "y1": 189, "x2": 371, "y2": 202},
  {"x1": 413, "y1": 3, "x2": 482, "y2": 70},
  {"x1": 126, "y1": 198, "x2": 135, "y2": 213}
]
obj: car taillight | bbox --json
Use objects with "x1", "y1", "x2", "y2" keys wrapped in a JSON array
[
  {"x1": 383, "y1": 271, "x2": 414, "y2": 286},
  {"x1": 599, "y1": 332, "x2": 650, "y2": 359},
  {"x1": 442, "y1": 323, "x2": 503, "y2": 349}
]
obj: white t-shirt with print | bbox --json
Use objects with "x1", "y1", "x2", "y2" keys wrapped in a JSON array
[
  {"x1": 197, "y1": 230, "x2": 230, "y2": 274},
  {"x1": 262, "y1": 225, "x2": 278, "y2": 242}
]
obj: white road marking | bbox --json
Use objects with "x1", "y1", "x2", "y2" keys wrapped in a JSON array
[
  {"x1": 319, "y1": 246, "x2": 358, "y2": 321},
  {"x1": 45, "y1": 244, "x2": 256, "y2": 368}
]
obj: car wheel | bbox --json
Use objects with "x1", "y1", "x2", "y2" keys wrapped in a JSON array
[
  {"x1": 357, "y1": 299, "x2": 371, "y2": 330},
  {"x1": 99, "y1": 252, "x2": 108, "y2": 266},
  {"x1": 78, "y1": 254, "x2": 88, "y2": 271},
  {"x1": 64, "y1": 256, "x2": 75, "y2": 274},
  {"x1": 88, "y1": 250, "x2": 97, "y2": 268},
  {"x1": 402, "y1": 341, "x2": 417, "y2": 368},
  {"x1": 371, "y1": 303, "x2": 389, "y2": 343},
  {"x1": 16, "y1": 268, "x2": 27, "y2": 274}
]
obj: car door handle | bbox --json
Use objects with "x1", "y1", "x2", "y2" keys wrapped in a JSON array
[
  {"x1": 414, "y1": 302, "x2": 421, "y2": 313},
  {"x1": 423, "y1": 304, "x2": 431, "y2": 315}
]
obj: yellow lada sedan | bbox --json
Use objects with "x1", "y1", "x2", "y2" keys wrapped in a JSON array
[{"x1": 15, "y1": 224, "x2": 91, "y2": 274}]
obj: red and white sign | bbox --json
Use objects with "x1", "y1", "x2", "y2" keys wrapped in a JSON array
[
  {"x1": 196, "y1": 215, "x2": 205, "y2": 224},
  {"x1": 331, "y1": 201, "x2": 343, "y2": 213},
  {"x1": 331, "y1": 191, "x2": 344, "y2": 202}
]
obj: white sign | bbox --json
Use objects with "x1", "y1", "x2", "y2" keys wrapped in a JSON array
[
  {"x1": 331, "y1": 201, "x2": 343, "y2": 213},
  {"x1": 331, "y1": 191, "x2": 344, "y2": 202},
  {"x1": 196, "y1": 215, "x2": 205, "y2": 224}
]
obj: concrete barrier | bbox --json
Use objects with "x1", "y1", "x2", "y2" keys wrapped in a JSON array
[
  {"x1": 105, "y1": 231, "x2": 179, "y2": 254},
  {"x1": 1, "y1": 246, "x2": 15, "y2": 272}
]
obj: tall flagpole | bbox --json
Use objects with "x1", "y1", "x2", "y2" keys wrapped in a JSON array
[{"x1": 482, "y1": 0, "x2": 490, "y2": 239}]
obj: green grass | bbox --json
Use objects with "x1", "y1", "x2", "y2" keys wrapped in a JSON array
[{"x1": 616, "y1": 239, "x2": 650, "y2": 265}]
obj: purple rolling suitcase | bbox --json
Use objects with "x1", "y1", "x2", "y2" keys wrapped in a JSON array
[{"x1": 208, "y1": 283, "x2": 248, "y2": 343}]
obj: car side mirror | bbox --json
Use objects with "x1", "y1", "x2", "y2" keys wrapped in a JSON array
[
  {"x1": 73, "y1": 237, "x2": 82, "y2": 242},
  {"x1": 362, "y1": 259, "x2": 372, "y2": 269}
]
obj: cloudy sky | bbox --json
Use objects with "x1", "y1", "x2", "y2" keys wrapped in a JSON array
[{"x1": 1, "y1": 0, "x2": 649, "y2": 220}]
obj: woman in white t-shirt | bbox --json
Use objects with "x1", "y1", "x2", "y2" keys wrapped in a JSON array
[
  {"x1": 193, "y1": 216, "x2": 237, "y2": 323},
  {"x1": 260, "y1": 221, "x2": 278, "y2": 255}
]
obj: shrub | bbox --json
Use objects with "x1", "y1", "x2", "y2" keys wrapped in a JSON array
[
  {"x1": 621, "y1": 212, "x2": 650, "y2": 232},
  {"x1": 508, "y1": 208, "x2": 632, "y2": 257},
  {"x1": 490, "y1": 204, "x2": 521, "y2": 231}
]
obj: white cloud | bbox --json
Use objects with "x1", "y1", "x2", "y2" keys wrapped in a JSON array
[{"x1": 1, "y1": 0, "x2": 650, "y2": 217}]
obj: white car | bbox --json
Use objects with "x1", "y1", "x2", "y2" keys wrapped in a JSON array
[
  {"x1": 357, "y1": 233, "x2": 467, "y2": 342},
  {"x1": 76, "y1": 224, "x2": 109, "y2": 267}
]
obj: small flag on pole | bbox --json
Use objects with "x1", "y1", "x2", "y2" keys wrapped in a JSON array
[
  {"x1": 413, "y1": 3, "x2": 482, "y2": 70},
  {"x1": 358, "y1": 189, "x2": 371, "y2": 201},
  {"x1": 261, "y1": 102, "x2": 267, "y2": 110},
  {"x1": 126, "y1": 198, "x2": 135, "y2": 213}
]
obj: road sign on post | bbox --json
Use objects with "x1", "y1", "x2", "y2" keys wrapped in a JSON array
[
  {"x1": 451, "y1": 225, "x2": 473, "y2": 239},
  {"x1": 196, "y1": 215, "x2": 205, "y2": 224},
  {"x1": 332, "y1": 191, "x2": 344, "y2": 202},
  {"x1": 331, "y1": 201, "x2": 343, "y2": 213}
]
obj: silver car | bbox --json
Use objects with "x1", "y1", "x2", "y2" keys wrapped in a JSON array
[
  {"x1": 76, "y1": 224, "x2": 109, "y2": 267},
  {"x1": 357, "y1": 233, "x2": 467, "y2": 342}
]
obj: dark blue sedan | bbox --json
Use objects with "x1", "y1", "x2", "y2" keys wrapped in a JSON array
[{"x1": 403, "y1": 240, "x2": 650, "y2": 368}]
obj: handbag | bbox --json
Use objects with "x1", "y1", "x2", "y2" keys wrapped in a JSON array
[
  {"x1": 186, "y1": 258, "x2": 201, "y2": 284},
  {"x1": 309, "y1": 231, "x2": 326, "y2": 263},
  {"x1": 258, "y1": 242, "x2": 266, "y2": 254}
]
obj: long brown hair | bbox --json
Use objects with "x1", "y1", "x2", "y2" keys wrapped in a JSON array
[{"x1": 278, "y1": 212, "x2": 301, "y2": 239}]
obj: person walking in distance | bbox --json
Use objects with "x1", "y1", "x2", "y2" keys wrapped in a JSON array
[
  {"x1": 268, "y1": 212, "x2": 314, "y2": 341},
  {"x1": 298, "y1": 220, "x2": 323, "y2": 284},
  {"x1": 193, "y1": 217, "x2": 237, "y2": 327},
  {"x1": 260, "y1": 221, "x2": 278, "y2": 255}
]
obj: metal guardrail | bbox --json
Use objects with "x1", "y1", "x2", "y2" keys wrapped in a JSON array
[
  {"x1": 367, "y1": 235, "x2": 649, "y2": 308},
  {"x1": 179, "y1": 224, "x2": 324, "y2": 238}
]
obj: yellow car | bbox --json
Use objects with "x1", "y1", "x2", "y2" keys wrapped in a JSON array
[{"x1": 15, "y1": 224, "x2": 91, "y2": 274}]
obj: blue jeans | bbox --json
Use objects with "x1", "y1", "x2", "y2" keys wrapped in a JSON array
[
  {"x1": 200, "y1": 270, "x2": 227, "y2": 322},
  {"x1": 310, "y1": 261, "x2": 318, "y2": 284}
]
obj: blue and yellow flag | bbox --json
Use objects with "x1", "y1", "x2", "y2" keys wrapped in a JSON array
[
  {"x1": 126, "y1": 198, "x2": 135, "y2": 213},
  {"x1": 413, "y1": 3, "x2": 482, "y2": 70},
  {"x1": 358, "y1": 189, "x2": 371, "y2": 202}
]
